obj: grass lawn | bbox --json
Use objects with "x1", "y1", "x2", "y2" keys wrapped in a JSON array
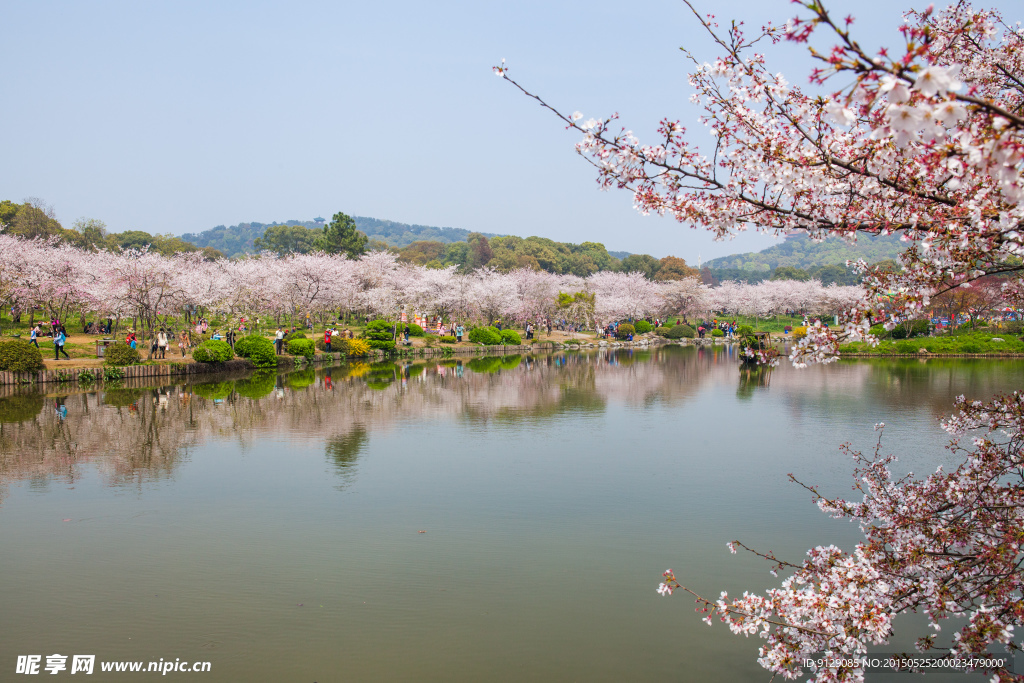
[{"x1": 840, "y1": 330, "x2": 1024, "y2": 355}]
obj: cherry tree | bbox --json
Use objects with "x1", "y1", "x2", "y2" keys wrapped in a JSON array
[
  {"x1": 658, "y1": 276, "x2": 709, "y2": 321},
  {"x1": 498, "y1": 1, "x2": 1024, "y2": 679}
]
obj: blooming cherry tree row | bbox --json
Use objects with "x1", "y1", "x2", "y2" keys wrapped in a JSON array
[{"x1": 0, "y1": 234, "x2": 865, "y2": 334}]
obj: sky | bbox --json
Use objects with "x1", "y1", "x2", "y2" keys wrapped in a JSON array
[{"x1": 3, "y1": 0, "x2": 1019, "y2": 261}]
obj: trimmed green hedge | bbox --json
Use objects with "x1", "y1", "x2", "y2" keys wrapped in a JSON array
[
  {"x1": 500, "y1": 329, "x2": 522, "y2": 345},
  {"x1": 193, "y1": 339, "x2": 234, "y2": 363},
  {"x1": 468, "y1": 326, "x2": 503, "y2": 345},
  {"x1": 664, "y1": 325, "x2": 695, "y2": 339},
  {"x1": 439, "y1": 335, "x2": 456, "y2": 344},
  {"x1": 287, "y1": 338, "x2": 315, "y2": 359},
  {"x1": 402, "y1": 323, "x2": 425, "y2": 337},
  {"x1": 633, "y1": 320, "x2": 653, "y2": 334},
  {"x1": 0, "y1": 339, "x2": 45, "y2": 372},
  {"x1": 103, "y1": 341, "x2": 141, "y2": 367},
  {"x1": 616, "y1": 323, "x2": 635, "y2": 339},
  {"x1": 234, "y1": 335, "x2": 277, "y2": 368},
  {"x1": 364, "y1": 320, "x2": 397, "y2": 352}
]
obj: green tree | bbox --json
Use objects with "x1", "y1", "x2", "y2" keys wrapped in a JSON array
[
  {"x1": 397, "y1": 240, "x2": 446, "y2": 265},
  {"x1": 771, "y1": 266, "x2": 810, "y2": 281},
  {"x1": 317, "y1": 212, "x2": 367, "y2": 258},
  {"x1": 70, "y1": 218, "x2": 115, "y2": 251},
  {"x1": 620, "y1": 253, "x2": 661, "y2": 279},
  {"x1": 0, "y1": 200, "x2": 18, "y2": 231},
  {"x1": 6, "y1": 200, "x2": 66, "y2": 240},
  {"x1": 253, "y1": 224, "x2": 321, "y2": 255}
]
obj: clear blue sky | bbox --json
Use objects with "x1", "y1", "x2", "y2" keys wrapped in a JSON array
[{"x1": 3, "y1": 0, "x2": 1018, "y2": 261}]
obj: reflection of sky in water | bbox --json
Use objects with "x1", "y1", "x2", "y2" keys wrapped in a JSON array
[{"x1": 1, "y1": 351, "x2": 1021, "y2": 682}]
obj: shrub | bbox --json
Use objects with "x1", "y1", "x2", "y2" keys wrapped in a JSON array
[
  {"x1": 0, "y1": 340, "x2": 45, "y2": 372},
  {"x1": 103, "y1": 341, "x2": 140, "y2": 367},
  {"x1": 793, "y1": 326, "x2": 808, "y2": 339},
  {"x1": 896, "y1": 340, "x2": 919, "y2": 354},
  {"x1": 655, "y1": 326, "x2": 673, "y2": 337},
  {"x1": 633, "y1": 320, "x2": 653, "y2": 334},
  {"x1": 346, "y1": 339, "x2": 371, "y2": 356},
  {"x1": 439, "y1": 335, "x2": 456, "y2": 344},
  {"x1": 192, "y1": 339, "x2": 234, "y2": 363},
  {"x1": 711, "y1": 328, "x2": 725, "y2": 337},
  {"x1": 1002, "y1": 321, "x2": 1024, "y2": 334},
  {"x1": 959, "y1": 341, "x2": 983, "y2": 354},
  {"x1": 287, "y1": 338, "x2": 315, "y2": 359},
  {"x1": 468, "y1": 326, "x2": 503, "y2": 345},
  {"x1": 402, "y1": 323, "x2": 425, "y2": 337},
  {"x1": 736, "y1": 325, "x2": 755, "y2": 337},
  {"x1": 364, "y1": 320, "x2": 397, "y2": 351},
  {"x1": 664, "y1": 325, "x2": 695, "y2": 339},
  {"x1": 890, "y1": 319, "x2": 929, "y2": 339},
  {"x1": 234, "y1": 335, "x2": 277, "y2": 368},
  {"x1": 616, "y1": 323, "x2": 636, "y2": 339},
  {"x1": 316, "y1": 337, "x2": 350, "y2": 355},
  {"x1": 500, "y1": 329, "x2": 522, "y2": 345},
  {"x1": 282, "y1": 330, "x2": 307, "y2": 342}
]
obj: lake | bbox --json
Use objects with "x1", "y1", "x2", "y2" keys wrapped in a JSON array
[{"x1": 2, "y1": 348, "x2": 1021, "y2": 681}]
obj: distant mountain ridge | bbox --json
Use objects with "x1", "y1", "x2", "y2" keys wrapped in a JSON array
[
  {"x1": 183, "y1": 217, "x2": 503, "y2": 257},
  {"x1": 705, "y1": 233, "x2": 905, "y2": 272}
]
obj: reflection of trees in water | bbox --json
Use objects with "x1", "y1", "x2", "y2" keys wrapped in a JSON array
[
  {"x1": 0, "y1": 349, "x2": 725, "y2": 500},
  {"x1": 0, "y1": 388, "x2": 198, "y2": 503},
  {"x1": 737, "y1": 367, "x2": 772, "y2": 400},
  {"x1": 768, "y1": 359, "x2": 1024, "y2": 419},
  {"x1": 325, "y1": 427, "x2": 368, "y2": 490},
  {"x1": 18, "y1": 348, "x2": 994, "y2": 499}
]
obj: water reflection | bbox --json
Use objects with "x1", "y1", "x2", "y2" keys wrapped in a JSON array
[{"x1": 2, "y1": 349, "x2": 1024, "y2": 504}]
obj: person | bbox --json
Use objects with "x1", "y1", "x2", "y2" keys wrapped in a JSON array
[
  {"x1": 30, "y1": 325, "x2": 39, "y2": 348},
  {"x1": 275, "y1": 327, "x2": 284, "y2": 355},
  {"x1": 126, "y1": 330, "x2": 137, "y2": 349},
  {"x1": 157, "y1": 328, "x2": 168, "y2": 359},
  {"x1": 226, "y1": 328, "x2": 236, "y2": 349},
  {"x1": 54, "y1": 326, "x2": 70, "y2": 360},
  {"x1": 403, "y1": 326, "x2": 410, "y2": 343},
  {"x1": 211, "y1": 330, "x2": 222, "y2": 341},
  {"x1": 456, "y1": 323, "x2": 464, "y2": 342},
  {"x1": 178, "y1": 330, "x2": 189, "y2": 357},
  {"x1": 324, "y1": 328, "x2": 332, "y2": 353}
]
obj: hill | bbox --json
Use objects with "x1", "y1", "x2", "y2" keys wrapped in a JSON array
[
  {"x1": 182, "y1": 217, "x2": 502, "y2": 257},
  {"x1": 705, "y1": 233, "x2": 904, "y2": 272}
]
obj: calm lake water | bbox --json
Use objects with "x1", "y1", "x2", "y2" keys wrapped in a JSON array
[{"x1": 1, "y1": 347, "x2": 1022, "y2": 681}]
